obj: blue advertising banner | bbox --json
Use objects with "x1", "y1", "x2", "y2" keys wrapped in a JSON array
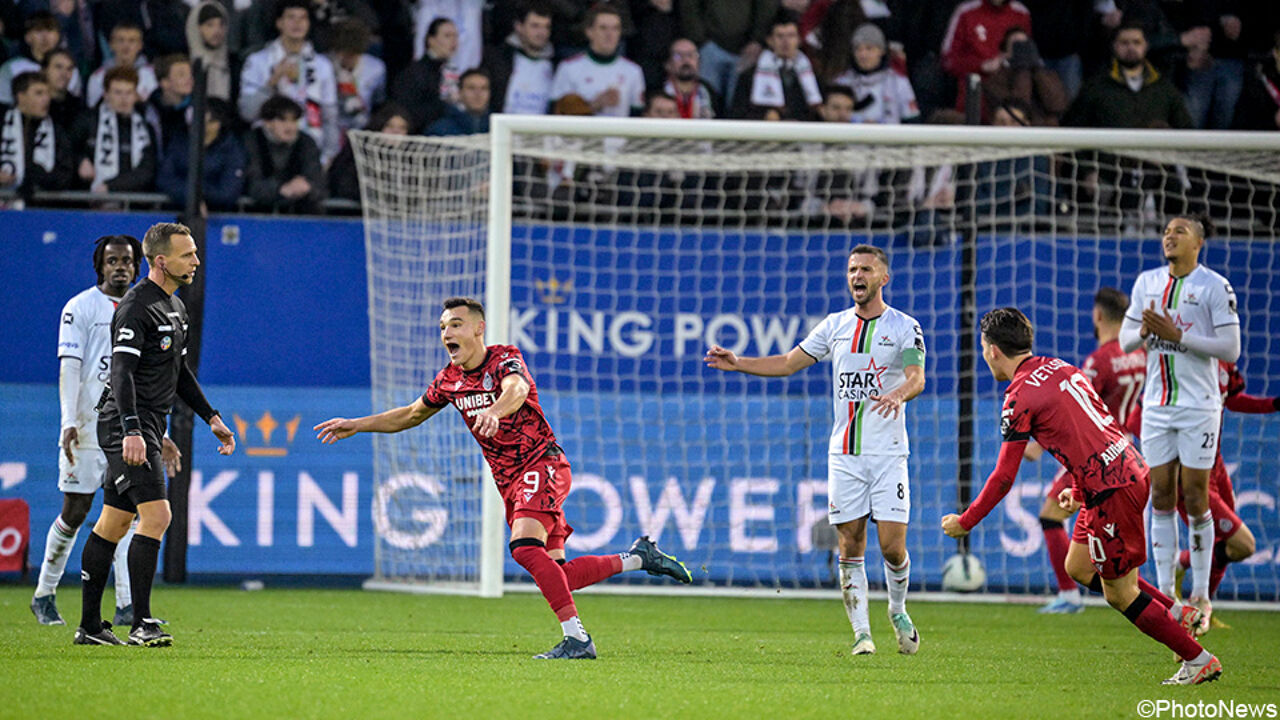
[{"x1": 1, "y1": 210, "x2": 1276, "y2": 597}]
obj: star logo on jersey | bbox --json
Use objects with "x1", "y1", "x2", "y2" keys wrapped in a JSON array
[
  {"x1": 1103, "y1": 523, "x2": 1116, "y2": 537},
  {"x1": 1172, "y1": 314, "x2": 1193, "y2": 332},
  {"x1": 860, "y1": 357, "x2": 888, "y2": 387}
]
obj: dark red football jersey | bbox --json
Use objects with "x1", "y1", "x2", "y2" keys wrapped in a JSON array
[
  {"x1": 422, "y1": 345, "x2": 558, "y2": 488},
  {"x1": 1081, "y1": 339, "x2": 1145, "y2": 431},
  {"x1": 1218, "y1": 360, "x2": 1244, "y2": 404},
  {"x1": 1001, "y1": 356, "x2": 1146, "y2": 506}
]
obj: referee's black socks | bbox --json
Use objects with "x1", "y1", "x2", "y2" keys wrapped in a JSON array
[
  {"x1": 79, "y1": 531, "x2": 117, "y2": 633},
  {"x1": 128, "y1": 534, "x2": 162, "y2": 630}
]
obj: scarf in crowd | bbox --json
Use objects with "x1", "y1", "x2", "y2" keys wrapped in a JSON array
[
  {"x1": 664, "y1": 79, "x2": 715, "y2": 119},
  {"x1": 265, "y1": 39, "x2": 327, "y2": 133},
  {"x1": 0, "y1": 109, "x2": 54, "y2": 185},
  {"x1": 750, "y1": 49, "x2": 822, "y2": 108},
  {"x1": 93, "y1": 104, "x2": 149, "y2": 184}
]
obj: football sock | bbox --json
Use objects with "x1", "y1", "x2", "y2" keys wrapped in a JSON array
[
  {"x1": 35, "y1": 515, "x2": 80, "y2": 598},
  {"x1": 839, "y1": 556, "x2": 870, "y2": 634},
  {"x1": 1122, "y1": 591, "x2": 1203, "y2": 662},
  {"x1": 113, "y1": 523, "x2": 136, "y2": 608},
  {"x1": 127, "y1": 534, "x2": 161, "y2": 629},
  {"x1": 1040, "y1": 518, "x2": 1075, "y2": 593},
  {"x1": 510, "y1": 539, "x2": 577, "y2": 622},
  {"x1": 1209, "y1": 544, "x2": 1230, "y2": 598},
  {"x1": 1150, "y1": 509, "x2": 1178, "y2": 597},
  {"x1": 1188, "y1": 511, "x2": 1214, "y2": 599},
  {"x1": 884, "y1": 553, "x2": 910, "y2": 614},
  {"x1": 78, "y1": 531, "x2": 116, "y2": 633},
  {"x1": 1138, "y1": 576, "x2": 1175, "y2": 610},
  {"x1": 560, "y1": 616, "x2": 589, "y2": 642},
  {"x1": 562, "y1": 555, "x2": 623, "y2": 591},
  {"x1": 619, "y1": 551, "x2": 642, "y2": 572}
]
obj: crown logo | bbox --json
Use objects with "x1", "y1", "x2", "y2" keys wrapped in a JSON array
[
  {"x1": 535, "y1": 277, "x2": 573, "y2": 304},
  {"x1": 233, "y1": 411, "x2": 301, "y2": 457}
]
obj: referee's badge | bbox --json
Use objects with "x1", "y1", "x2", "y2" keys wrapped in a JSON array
[{"x1": 160, "y1": 336, "x2": 172, "y2": 351}]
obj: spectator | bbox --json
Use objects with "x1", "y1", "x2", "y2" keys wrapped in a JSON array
[
  {"x1": 0, "y1": 71, "x2": 73, "y2": 196},
  {"x1": 730, "y1": 13, "x2": 822, "y2": 121},
  {"x1": 427, "y1": 68, "x2": 490, "y2": 136},
  {"x1": 144, "y1": 54, "x2": 193, "y2": 157},
  {"x1": 483, "y1": 2, "x2": 555, "y2": 115},
  {"x1": 1065, "y1": 23, "x2": 1192, "y2": 129},
  {"x1": 329, "y1": 102, "x2": 410, "y2": 201},
  {"x1": 550, "y1": 6, "x2": 645, "y2": 117},
  {"x1": 642, "y1": 90, "x2": 679, "y2": 118},
  {"x1": 680, "y1": 0, "x2": 778, "y2": 108},
  {"x1": 51, "y1": 0, "x2": 99, "y2": 74},
  {"x1": 940, "y1": 0, "x2": 1032, "y2": 111},
  {"x1": 391, "y1": 17, "x2": 460, "y2": 133},
  {"x1": 240, "y1": 0, "x2": 340, "y2": 165},
  {"x1": 42, "y1": 48, "x2": 84, "y2": 131},
  {"x1": 662, "y1": 38, "x2": 719, "y2": 119},
  {"x1": 307, "y1": 0, "x2": 380, "y2": 54},
  {"x1": 412, "y1": 0, "x2": 483, "y2": 72},
  {"x1": 73, "y1": 66, "x2": 157, "y2": 194},
  {"x1": 833, "y1": 23, "x2": 919, "y2": 124},
  {"x1": 980, "y1": 28, "x2": 1067, "y2": 125},
  {"x1": 1233, "y1": 30, "x2": 1280, "y2": 130},
  {"x1": 629, "y1": 0, "x2": 679, "y2": 90},
  {"x1": 1175, "y1": 6, "x2": 1252, "y2": 130},
  {"x1": 545, "y1": 1, "x2": 635, "y2": 58},
  {"x1": 95, "y1": 0, "x2": 189, "y2": 59},
  {"x1": 990, "y1": 97, "x2": 1032, "y2": 126},
  {"x1": 0, "y1": 12, "x2": 82, "y2": 106},
  {"x1": 185, "y1": 1, "x2": 232, "y2": 101},
  {"x1": 157, "y1": 97, "x2": 246, "y2": 211},
  {"x1": 1020, "y1": 0, "x2": 1093, "y2": 102},
  {"x1": 246, "y1": 95, "x2": 325, "y2": 214},
  {"x1": 328, "y1": 18, "x2": 386, "y2": 134},
  {"x1": 801, "y1": 0, "x2": 870, "y2": 84},
  {"x1": 963, "y1": 97, "x2": 1052, "y2": 221},
  {"x1": 792, "y1": 85, "x2": 879, "y2": 224},
  {"x1": 86, "y1": 22, "x2": 158, "y2": 108}
]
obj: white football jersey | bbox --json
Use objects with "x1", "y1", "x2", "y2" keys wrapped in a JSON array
[
  {"x1": 799, "y1": 305, "x2": 925, "y2": 456},
  {"x1": 57, "y1": 286, "x2": 120, "y2": 447},
  {"x1": 1125, "y1": 264, "x2": 1239, "y2": 411},
  {"x1": 550, "y1": 53, "x2": 645, "y2": 117}
]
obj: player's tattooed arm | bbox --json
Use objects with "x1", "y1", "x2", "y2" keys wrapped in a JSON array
[
  {"x1": 474, "y1": 374, "x2": 530, "y2": 438},
  {"x1": 315, "y1": 397, "x2": 441, "y2": 443}
]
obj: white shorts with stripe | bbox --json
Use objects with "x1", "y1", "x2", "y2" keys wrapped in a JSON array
[
  {"x1": 58, "y1": 444, "x2": 107, "y2": 494},
  {"x1": 827, "y1": 453, "x2": 910, "y2": 526},
  {"x1": 1140, "y1": 405, "x2": 1219, "y2": 470}
]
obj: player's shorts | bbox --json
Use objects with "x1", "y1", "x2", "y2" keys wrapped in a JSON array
[
  {"x1": 101, "y1": 444, "x2": 167, "y2": 513},
  {"x1": 1046, "y1": 466, "x2": 1072, "y2": 505},
  {"x1": 57, "y1": 444, "x2": 107, "y2": 494},
  {"x1": 502, "y1": 448, "x2": 574, "y2": 551},
  {"x1": 1072, "y1": 477, "x2": 1150, "y2": 580},
  {"x1": 827, "y1": 454, "x2": 910, "y2": 526},
  {"x1": 1140, "y1": 405, "x2": 1219, "y2": 470}
]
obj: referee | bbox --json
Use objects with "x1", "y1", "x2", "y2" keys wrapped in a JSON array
[{"x1": 75, "y1": 222, "x2": 236, "y2": 647}]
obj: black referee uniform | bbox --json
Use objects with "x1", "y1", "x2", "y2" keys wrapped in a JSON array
[{"x1": 79, "y1": 277, "x2": 218, "y2": 638}]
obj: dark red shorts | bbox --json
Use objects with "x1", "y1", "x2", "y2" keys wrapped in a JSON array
[
  {"x1": 1072, "y1": 476, "x2": 1150, "y2": 580},
  {"x1": 1211, "y1": 455, "x2": 1234, "y2": 512},
  {"x1": 501, "y1": 451, "x2": 574, "y2": 551},
  {"x1": 1046, "y1": 466, "x2": 1072, "y2": 503}
]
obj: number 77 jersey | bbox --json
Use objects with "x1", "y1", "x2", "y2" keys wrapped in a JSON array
[{"x1": 1001, "y1": 356, "x2": 1148, "y2": 508}]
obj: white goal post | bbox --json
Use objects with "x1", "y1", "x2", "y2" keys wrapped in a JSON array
[{"x1": 353, "y1": 116, "x2": 1280, "y2": 603}]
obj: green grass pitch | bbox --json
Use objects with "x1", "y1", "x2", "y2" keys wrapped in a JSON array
[{"x1": 2, "y1": 586, "x2": 1278, "y2": 719}]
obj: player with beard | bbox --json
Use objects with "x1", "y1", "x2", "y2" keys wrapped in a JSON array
[
  {"x1": 944, "y1": 308, "x2": 1220, "y2": 686},
  {"x1": 75, "y1": 223, "x2": 236, "y2": 647},
  {"x1": 315, "y1": 297, "x2": 692, "y2": 660},
  {"x1": 1119, "y1": 215, "x2": 1240, "y2": 630},
  {"x1": 706, "y1": 245, "x2": 926, "y2": 657}
]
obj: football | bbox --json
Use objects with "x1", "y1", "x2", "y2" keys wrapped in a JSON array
[{"x1": 942, "y1": 553, "x2": 986, "y2": 592}]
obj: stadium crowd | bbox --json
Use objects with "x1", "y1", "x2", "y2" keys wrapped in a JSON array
[{"x1": 0, "y1": 0, "x2": 1276, "y2": 214}]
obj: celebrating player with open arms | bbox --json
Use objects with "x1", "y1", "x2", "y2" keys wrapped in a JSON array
[
  {"x1": 943, "y1": 308, "x2": 1220, "y2": 685},
  {"x1": 315, "y1": 297, "x2": 692, "y2": 660},
  {"x1": 705, "y1": 245, "x2": 926, "y2": 657},
  {"x1": 1120, "y1": 214, "x2": 1240, "y2": 628}
]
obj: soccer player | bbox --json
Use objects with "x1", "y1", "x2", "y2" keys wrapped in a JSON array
[
  {"x1": 75, "y1": 223, "x2": 236, "y2": 647},
  {"x1": 315, "y1": 297, "x2": 692, "y2": 660},
  {"x1": 943, "y1": 308, "x2": 1221, "y2": 686},
  {"x1": 705, "y1": 245, "x2": 926, "y2": 656},
  {"x1": 31, "y1": 235, "x2": 177, "y2": 626},
  {"x1": 1119, "y1": 214, "x2": 1240, "y2": 626},
  {"x1": 1033, "y1": 288, "x2": 1145, "y2": 614},
  {"x1": 1172, "y1": 361, "x2": 1277, "y2": 621}
]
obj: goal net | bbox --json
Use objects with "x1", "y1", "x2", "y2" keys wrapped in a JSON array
[{"x1": 352, "y1": 120, "x2": 1280, "y2": 603}]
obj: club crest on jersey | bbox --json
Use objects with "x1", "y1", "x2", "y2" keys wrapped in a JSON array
[
  {"x1": 483, "y1": 372, "x2": 494, "y2": 391},
  {"x1": 452, "y1": 380, "x2": 463, "y2": 391},
  {"x1": 160, "y1": 335, "x2": 172, "y2": 351},
  {"x1": 1104, "y1": 523, "x2": 1117, "y2": 537}
]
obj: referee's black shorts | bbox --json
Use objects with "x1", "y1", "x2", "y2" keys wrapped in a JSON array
[{"x1": 99, "y1": 414, "x2": 168, "y2": 512}]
